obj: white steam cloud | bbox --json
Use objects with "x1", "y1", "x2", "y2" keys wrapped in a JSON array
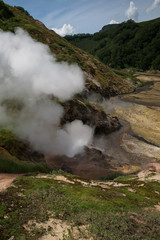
[
  {"x1": 109, "y1": 20, "x2": 119, "y2": 24},
  {"x1": 125, "y1": 1, "x2": 139, "y2": 21},
  {"x1": 0, "y1": 28, "x2": 93, "y2": 157},
  {"x1": 146, "y1": 0, "x2": 160, "y2": 12},
  {"x1": 52, "y1": 24, "x2": 75, "y2": 37}
]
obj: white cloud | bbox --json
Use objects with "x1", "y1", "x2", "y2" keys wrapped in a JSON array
[
  {"x1": 125, "y1": 1, "x2": 139, "y2": 21},
  {"x1": 146, "y1": 0, "x2": 160, "y2": 12},
  {"x1": 52, "y1": 24, "x2": 75, "y2": 37},
  {"x1": 109, "y1": 20, "x2": 119, "y2": 24}
]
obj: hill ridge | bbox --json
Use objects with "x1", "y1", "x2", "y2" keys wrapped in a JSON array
[{"x1": 65, "y1": 18, "x2": 160, "y2": 70}]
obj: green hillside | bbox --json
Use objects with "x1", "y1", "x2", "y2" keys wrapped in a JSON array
[
  {"x1": 100, "y1": 23, "x2": 118, "y2": 32},
  {"x1": 65, "y1": 18, "x2": 160, "y2": 70}
]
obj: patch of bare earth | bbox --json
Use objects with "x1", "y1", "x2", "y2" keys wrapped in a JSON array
[
  {"x1": 138, "y1": 163, "x2": 160, "y2": 182},
  {"x1": 134, "y1": 72, "x2": 160, "y2": 82},
  {"x1": 35, "y1": 174, "x2": 132, "y2": 190},
  {"x1": 0, "y1": 174, "x2": 20, "y2": 192},
  {"x1": 24, "y1": 218, "x2": 92, "y2": 240},
  {"x1": 35, "y1": 174, "x2": 75, "y2": 184}
]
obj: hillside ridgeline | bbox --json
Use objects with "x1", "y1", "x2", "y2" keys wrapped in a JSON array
[{"x1": 65, "y1": 18, "x2": 160, "y2": 70}]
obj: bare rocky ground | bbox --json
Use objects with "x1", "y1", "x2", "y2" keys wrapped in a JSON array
[{"x1": 0, "y1": 174, "x2": 20, "y2": 192}]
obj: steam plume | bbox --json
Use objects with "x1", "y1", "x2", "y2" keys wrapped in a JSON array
[{"x1": 0, "y1": 28, "x2": 93, "y2": 157}]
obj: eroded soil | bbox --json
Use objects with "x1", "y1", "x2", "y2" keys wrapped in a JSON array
[{"x1": 0, "y1": 174, "x2": 20, "y2": 192}]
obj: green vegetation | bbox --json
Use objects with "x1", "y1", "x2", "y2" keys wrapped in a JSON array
[
  {"x1": 0, "y1": 174, "x2": 160, "y2": 239},
  {"x1": 0, "y1": 0, "x2": 14, "y2": 20},
  {"x1": 99, "y1": 172, "x2": 124, "y2": 180},
  {"x1": 112, "y1": 69, "x2": 142, "y2": 85},
  {"x1": 0, "y1": 129, "x2": 24, "y2": 158},
  {"x1": 100, "y1": 23, "x2": 118, "y2": 32},
  {"x1": 65, "y1": 18, "x2": 160, "y2": 70},
  {"x1": 0, "y1": 155, "x2": 51, "y2": 173},
  {"x1": 0, "y1": 145, "x2": 51, "y2": 173},
  {"x1": 0, "y1": 129, "x2": 52, "y2": 173},
  {"x1": 14, "y1": 6, "x2": 31, "y2": 17}
]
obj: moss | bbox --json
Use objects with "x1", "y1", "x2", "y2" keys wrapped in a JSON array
[
  {"x1": 0, "y1": 129, "x2": 24, "y2": 158},
  {"x1": 0, "y1": 203, "x2": 7, "y2": 218},
  {"x1": 14, "y1": 6, "x2": 31, "y2": 17},
  {"x1": 0, "y1": 156, "x2": 52, "y2": 173},
  {"x1": 0, "y1": 136, "x2": 51, "y2": 173},
  {"x1": 0, "y1": 1, "x2": 14, "y2": 20}
]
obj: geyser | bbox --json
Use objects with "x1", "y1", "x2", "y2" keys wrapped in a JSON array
[{"x1": 0, "y1": 28, "x2": 93, "y2": 157}]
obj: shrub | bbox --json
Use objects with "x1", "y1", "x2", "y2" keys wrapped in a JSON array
[
  {"x1": 99, "y1": 172, "x2": 124, "y2": 180},
  {"x1": 0, "y1": 1, "x2": 14, "y2": 20},
  {"x1": 15, "y1": 6, "x2": 31, "y2": 17}
]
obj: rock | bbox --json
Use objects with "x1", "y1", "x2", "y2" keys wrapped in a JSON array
[
  {"x1": 61, "y1": 99, "x2": 121, "y2": 135},
  {"x1": 35, "y1": 20, "x2": 47, "y2": 29},
  {"x1": 8, "y1": 236, "x2": 14, "y2": 240}
]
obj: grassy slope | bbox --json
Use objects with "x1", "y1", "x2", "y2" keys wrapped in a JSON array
[
  {"x1": 65, "y1": 18, "x2": 160, "y2": 70},
  {"x1": 0, "y1": 173, "x2": 160, "y2": 239}
]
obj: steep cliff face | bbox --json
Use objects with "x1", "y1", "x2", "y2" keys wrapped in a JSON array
[{"x1": 62, "y1": 99, "x2": 120, "y2": 135}]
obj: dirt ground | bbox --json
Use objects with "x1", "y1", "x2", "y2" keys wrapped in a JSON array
[{"x1": 0, "y1": 174, "x2": 20, "y2": 192}]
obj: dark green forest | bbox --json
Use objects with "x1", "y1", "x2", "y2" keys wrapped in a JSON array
[{"x1": 65, "y1": 18, "x2": 160, "y2": 70}]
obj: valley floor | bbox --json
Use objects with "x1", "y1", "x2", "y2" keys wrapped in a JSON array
[{"x1": 90, "y1": 72, "x2": 160, "y2": 175}]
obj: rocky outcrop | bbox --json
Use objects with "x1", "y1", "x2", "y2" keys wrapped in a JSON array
[{"x1": 61, "y1": 99, "x2": 121, "y2": 135}]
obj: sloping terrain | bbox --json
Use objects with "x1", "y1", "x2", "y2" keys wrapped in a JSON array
[
  {"x1": 0, "y1": 169, "x2": 160, "y2": 240},
  {"x1": 65, "y1": 18, "x2": 160, "y2": 70},
  {"x1": 0, "y1": 3, "x2": 160, "y2": 239},
  {"x1": 0, "y1": 1, "x2": 135, "y2": 174}
]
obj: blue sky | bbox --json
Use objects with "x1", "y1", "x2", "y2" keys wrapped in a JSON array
[{"x1": 3, "y1": 0, "x2": 160, "y2": 35}]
